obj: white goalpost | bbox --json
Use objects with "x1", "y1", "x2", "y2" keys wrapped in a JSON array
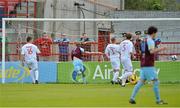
[{"x1": 2, "y1": 18, "x2": 180, "y2": 83}]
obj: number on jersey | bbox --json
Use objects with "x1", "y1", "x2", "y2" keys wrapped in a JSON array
[
  {"x1": 27, "y1": 46, "x2": 33, "y2": 54},
  {"x1": 109, "y1": 47, "x2": 116, "y2": 55}
]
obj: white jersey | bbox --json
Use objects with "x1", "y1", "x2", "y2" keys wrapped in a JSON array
[
  {"x1": 120, "y1": 40, "x2": 134, "y2": 59},
  {"x1": 21, "y1": 43, "x2": 41, "y2": 61},
  {"x1": 105, "y1": 44, "x2": 120, "y2": 60}
]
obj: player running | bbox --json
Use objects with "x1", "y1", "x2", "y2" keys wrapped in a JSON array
[
  {"x1": 129, "y1": 26, "x2": 167, "y2": 104},
  {"x1": 21, "y1": 37, "x2": 41, "y2": 84},
  {"x1": 118, "y1": 33, "x2": 135, "y2": 87},
  {"x1": 105, "y1": 37, "x2": 120, "y2": 84}
]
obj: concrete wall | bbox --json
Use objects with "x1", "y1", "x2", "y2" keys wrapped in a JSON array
[
  {"x1": 42, "y1": 0, "x2": 120, "y2": 40},
  {"x1": 42, "y1": 0, "x2": 180, "y2": 42},
  {"x1": 110, "y1": 11, "x2": 180, "y2": 60},
  {"x1": 110, "y1": 11, "x2": 180, "y2": 42}
]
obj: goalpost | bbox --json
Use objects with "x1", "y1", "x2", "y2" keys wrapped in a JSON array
[{"x1": 2, "y1": 18, "x2": 180, "y2": 83}]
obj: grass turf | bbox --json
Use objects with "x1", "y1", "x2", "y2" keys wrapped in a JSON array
[{"x1": 0, "y1": 84, "x2": 180, "y2": 107}]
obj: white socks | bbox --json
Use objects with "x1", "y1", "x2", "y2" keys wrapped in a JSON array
[
  {"x1": 30, "y1": 70, "x2": 35, "y2": 83},
  {"x1": 30, "y1": 70, "x2": 39, "y2": 83},
  {"x1": 35, "y1": 70, "x2": 39, "y2": 81},
  {"x1": 120, "y1": 72, "x2": 132, "y2": 79},
  {"x1": 120, "y1": 72, "x2": 133, "y2": 85},
  {"x1": 112, "y1": 71, "x2": 119, "y2": 82}
]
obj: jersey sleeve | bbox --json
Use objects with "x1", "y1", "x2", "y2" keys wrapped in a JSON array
[
  {"x1": 118, "y1": 45, "x2": 121, "y2": 53},
  {"x1": 54, "y1": 38, "x2": 60, "y2": 42},
  {"x1": 48, "y1": 38, "x2": 53, "y2": 44},
  {"x1": 34, "y1": 38, "x2": 40, "y2": 44},
  {"x1": 80, "y1": 47, "x2": 85, "y2": 53},
  {"x1": 147, "y1": 38, "x2": 155, "y2": 51},
  {"x1": 105, "y1": 45, "x2": 109, "y2": 55},
  {"x1": 67, "y1": 38, "x2": 70, "y2": 42},
  {"x1": 64, "y1": 38, "x2": 70, "y2": 42},
  {"x1": 36, "y1": 46, "x2": 41, "y2": 54},
  {"x1": 119, "y1": 43, "x2": 122, "y2": 51},
  {"x1": 21, "y1": 47, "x2": 25, "y2": 55},
  {"x1": 129, "y1": 42, "x2": 134, "y2": 53}
]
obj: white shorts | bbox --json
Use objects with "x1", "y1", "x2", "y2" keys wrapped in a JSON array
[
  {"x1": 121, "y1": 57, "x2": 133, "y2": 73},
  {"x1": 25, "y1": 59, "x2": 38, "y2": 71},
  {"x1": 110, "y1": 58, "x2": 120, "y2": 70}
]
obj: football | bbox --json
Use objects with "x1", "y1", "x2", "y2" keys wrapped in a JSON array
[
  {"x1": 129, "y1": 74, "x2": 139, "y2": 85},
  {"x1": 171, "y1": 55, "x2": 177, "y2": 61}
]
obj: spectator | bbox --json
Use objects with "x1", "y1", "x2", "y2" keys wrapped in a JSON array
[
  {"x1": 134, "y1": 31, "x2": 142, "y2": 61},
  {"x1": 79, "y1": 33, "x2": 89, "y2": 42},
  {"x1": 142, "y1": 30, "x2": 148, "y2": 38},
  {"x1": 34, "y1": 32, "x2": 53, "y2": 61},
  {"x1": 54, "y1": 33, "x2": 70, "y2": 61}
]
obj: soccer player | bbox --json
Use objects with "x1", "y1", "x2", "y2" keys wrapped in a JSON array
[
  {"x1": 105, "y1": 37, "x2": 120, "y2": 84},
  {"x1": 21, "y1": 37, "x2": 41, "y2": 84},
  {"x1": 129, "y1": 26, "x2": 167, "y2": 104},
  {"x1": 119, "y1": 33, "x2": 134, "y2": 87},
  {"x1": 71, "y1": 43, "x2": 87, "y2": 84}
]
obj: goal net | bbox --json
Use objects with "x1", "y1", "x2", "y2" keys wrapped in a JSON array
[{"x1": 1, "y1": 18, "x2": 180, "y2": 83}]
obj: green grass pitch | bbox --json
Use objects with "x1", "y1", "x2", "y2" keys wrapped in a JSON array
[{"x1": 0, "y1": 84, "x2": 180, "y2": 107}]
